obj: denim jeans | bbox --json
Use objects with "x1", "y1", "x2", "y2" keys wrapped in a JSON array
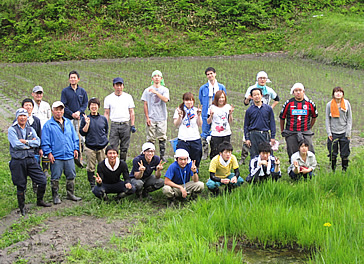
[{"x1": 50, "y1": 159, "x2": 76, "y2": 180}]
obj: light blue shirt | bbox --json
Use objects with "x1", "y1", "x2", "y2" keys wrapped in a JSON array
[{"x1": 8, "y1": 124, "x2": 40, "y2": 150}]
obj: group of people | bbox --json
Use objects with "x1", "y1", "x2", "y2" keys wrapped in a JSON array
[{"x1": 8, "y1": 68, "x2": 352, "y2": 215}]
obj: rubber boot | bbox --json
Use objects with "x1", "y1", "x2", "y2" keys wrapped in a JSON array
[
  {"x1": 331, "y1": 158, "x2": 337, "y2": 172},
  {"x1": 159, "y1": 141, "x2": 166, "y2": 162},
  {"x1": 201, "y1": 138, "x2": 209, "y2": 160},
  {"x1": 120, "y1": 148, "x2": 127, "y2": 161},
  {"x1": 32, "y1": 181, "x2": 38, "y2": 194},
  {"x1": 42, "y1": 157, "x2": 51, "y2": 177},
  {"x1": 51, "y1": 180, "x2": 61, "y2": 204},
  {"x1": 17, "y1": 191, "x2": 26, "y2": 216},
  {"x1": 87, "y1": 171, "x2": 96, "y2": 190},
  {"x1": 66, "y1": 179, "x2": 82, "y2": 201},
  {"x1": 342, "y1": 159, "x2": 349, "y2": 172},
  {"x1": 36, "y1": 185, "x2": 52, "y2": 207},
  {"x1": 209, "y1": 187, "x2": 220, "y2": 197},
  {"x1": 239, "y1": 143, "x2": 249, "y2": 165}
]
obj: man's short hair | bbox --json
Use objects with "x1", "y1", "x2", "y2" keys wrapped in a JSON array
[
  {"x1": 218, "y1": 141, "x2": 233, "y2": 153},
  {"x1": 88, "y1": 97, "x2": 100, "y2": 109},
  {"x1": 21, "y1": 98, "x2": 34, "y2": 107},
  {"x1": 298, "y1": 139, "x2": 310, "y2": 148},
  {"x1": 250, "y1": 88, "x2": 263, "y2": 96},
  {"x1": 69, "y1": 70, "x2": 80, "y2": 79},
  {"x1": 205, "y1": 67, "x2": 216, "y2": 75},
  {"x1": 105, "y1": 145, "x2": 118, "y2": 155},
  {"x1": 258, "y1": 142, "x2": 271, "y2": 153}
]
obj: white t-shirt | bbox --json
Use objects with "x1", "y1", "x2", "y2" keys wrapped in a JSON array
[
  {"x1": 32, "y1": 100, "x2": 51, "y2": 128},
  {"x1": 173, "y1": 107, "x2": 200, "y2": 141},
  {"x1": 209, "y1": 104, "x2": 232, "y2": 137},
  {"x1": 141, "y1": 86, "x2": 169, "y2": 121},
  {"x1": 104, "y1": 92, "x2": 135, "y2": 122}
]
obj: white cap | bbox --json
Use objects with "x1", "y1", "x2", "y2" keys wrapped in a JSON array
[
  {"x1": 174, "y1": 149, "x2": 191, "y2": 163},
  {"x1": 52, "y1": 101, "x2": 64, "y2": 109},
  {"x1": 16, "y1": 108, "x2": 28, "y2": 118},
  {"x1": 141, "y1": 142, "x2": 155, "y2": 154},
  {"x1": 290, "y1": 83, "x2": 305, "y2": 94},
  {"x1": 256, "y1": 71, "x2": 271, "y2": 83}
]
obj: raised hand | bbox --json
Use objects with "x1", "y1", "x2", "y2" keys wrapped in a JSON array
[
  {"x1": 196, "y1": 105, "x2": 202, "y2": 116},
  {"x1": 94, "y1": 173, "x2": 102, "y2": 184},
  {"x1": 157, "y1": 160, "x2": 166, "y2": 171},
  {"x1": 191, "y1": 160, "x2": 197, "y2": 173},
  {"x1": 138, "y1": 160, "x2": 145, "y2": 172},
  {"x1": 229, "y1": 105, "x2": 234, "y2": 115},
  {"x1": 83, "y1": 114, "x2": 90, "y2": 125}
]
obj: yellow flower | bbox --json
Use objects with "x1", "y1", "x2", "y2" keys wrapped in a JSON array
[{"x1": 324, "y1": 222, "x2": 332, "y2": 227}]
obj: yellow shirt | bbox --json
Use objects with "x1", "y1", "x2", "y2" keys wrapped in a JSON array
[{"x1": 209, "y1": 154, "x2": 239, "y2": 178}]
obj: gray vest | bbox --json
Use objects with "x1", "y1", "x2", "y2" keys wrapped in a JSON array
[{"x1": 9, "y1": 125, "x2": 36, "y2": 159}]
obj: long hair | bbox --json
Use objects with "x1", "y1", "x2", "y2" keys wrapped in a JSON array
[
  {"x1": 178, "y1": 92, "x2": 195, "y2": 119},
  {"x1": 212, "y1": 90, "x2": 227, "y2": 107}
]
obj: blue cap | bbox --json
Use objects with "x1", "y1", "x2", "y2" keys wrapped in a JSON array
[
  {"x1": 113, "y1": 77, "x2": 124, "y2": 84},
  {"x1": 16, "y1": 108, "x2": 28, "y2": 118}
]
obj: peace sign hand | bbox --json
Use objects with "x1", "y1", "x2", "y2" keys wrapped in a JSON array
[
  {"x1": 229, "y1": 105, "x2": 234, "y2": 115},
  {"x1": 83, "y1": 114, "x2": 90, "y2": 125},
  {"x1": 196, "y1": 105, "x2": 202, "y2": 116},
  {"x1": 94, "y1": 173, "x2": 102, "y2": 184},
  {"x1": 191, "y1": 160, "x2": 197, "y2": 173},
  {"x1": 138, "y1": 160, "x2": 146, "y2": 172},
  {"x1": 157, "y1": 160, "x2": 166, "y2": 171}
]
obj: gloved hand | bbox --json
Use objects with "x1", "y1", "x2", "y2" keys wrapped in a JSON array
[{"x1": 131, "y1": 125, "x2": 137, "y2": 133}]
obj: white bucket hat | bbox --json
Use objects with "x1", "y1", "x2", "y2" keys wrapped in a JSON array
[
  {"x1": 174, "y1": 149, "x2": 191, "y2": 163},
  {"x1": 256, "y1": 71, "x2": 271, "y2": 83}
]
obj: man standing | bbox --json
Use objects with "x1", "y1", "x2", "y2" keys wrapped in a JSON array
[
  {"x1": 141, "y1": 70, "x2": 169, "y2": 161},
  {"x1": 199, "y1": 67, "x2": 226, "y2": 160},
  {"x1": 162, "y1": 149, "x2": 204, "y2": 204},
  {"x1": 129, "y1": 142, "x2": 165, "y2": 200},
  {"x1": 244, "y1": 88, "x2": 276, "y2": 159},
  {"x1": 280, "y1": 83, "x2": 318, "y2": 162},
  {"x1": 32, "y1": 85, "x2": 52, "y2": 176},
  {"x1": 42, "y1": 101, "x2": 82, "y2": 204},
  {"x1": 8, "y1": 108, "x2": 51, "y2": 216},
  {"x1": 61, "y1": 70, "x2": 88, "y2": 166},
  {"x1": 93, "y1": 146, "x2": 136, "y2": 201},
  {"x1": 104, "y1": 77, "x2": 136, "y2": 161}
]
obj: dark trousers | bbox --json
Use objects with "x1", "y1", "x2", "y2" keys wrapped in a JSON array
[
  {"x1": 176, "y1": 138, "x2": 202, "y2": 168},
  {"x1": 92, "y1": 181, "x2": 136, "y2": 198},
  {"x1": 9, "y1": 157, "x2": 47, "y2": 192},
  {"x1": 109, "y1": 122, "x2": 131, "y2": 154},
  {"x1": 210, "y1": 135, "x2": 231, "y2": 159},
  {"x1": 327, "y1": 133, "x2": 350, "y2": 160},
  {"x1": 249, "y1": 131, "x2": 270, "y2": 158},
  {"x1": 131, "y1": 175, "x2": 164, "y2": 194},
  {"x1": 285, "y1": 134, "x2": 314, "y2": 162},
  {"x1": 289, "y1": 170, "x2": 313, "y2": 181}
]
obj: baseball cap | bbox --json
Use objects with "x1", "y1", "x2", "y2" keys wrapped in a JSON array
[
  {"x1": 16, "y1": 108, "x2": 28, "y2": 118},
  {"x1": 52, "y1": 101, "x2": 65, "y2": 109},
  {"x1": 32, "y1": 86, "x2": 43, "y2": 93},
  {"x1": 113, "y1": 77, "x2": 124, "y2": 84}
]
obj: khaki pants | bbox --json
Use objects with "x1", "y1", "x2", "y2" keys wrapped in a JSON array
[
  {"x1": 162, "y1": 181, "x2": 204, "y2": 199},
  {"x1": 84, "y1": 146, "x2": 106, "y2": 172},
  {"x1": 146, "y1": 120, "x2": 167, "y2": 143}
]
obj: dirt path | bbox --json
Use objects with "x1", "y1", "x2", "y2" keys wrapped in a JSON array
[{"x1": 0, "y1": 211, "x2": 133, "y2": 264}]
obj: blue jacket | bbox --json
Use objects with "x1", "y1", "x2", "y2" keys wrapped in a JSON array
[
  {"x1": 61, "y1": 85, "x2": 88, "y2": 119},
  {"x1": 199, "y1": 82, "x2": 226, "y2": 118},
  {"x1": 41, "y1": 117, "x2": 79, "y2": 160},
  {"x1": 79, "y1": 113, "x2": 109, "y2": 150}
]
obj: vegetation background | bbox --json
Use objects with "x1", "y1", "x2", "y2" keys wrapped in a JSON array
[{"x1": 0, "y1": 0, "x2": 363, "y2": 68}]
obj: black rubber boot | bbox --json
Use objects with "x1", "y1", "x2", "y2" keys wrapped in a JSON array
[
  {"x1": 331, "y1": 158, "x2": 337, "y2": 172},
  {"x1": 17, "y1": 191, "x2": 26, "y2": 216},
  {"x1": 120, "y1": 148, "x2": 127, "y2": 161},
  {"x1": 202, "y1": 138, "x2": 209, "y2": 160},
  {"x1": 51, "y1": 180, "x2": 61, "y2": 204},
  {"x1": 209, "y1": 187, "x2": 220, "y2": 196},
  {"x1": 36, "y1": 185, "x2": 52, "y2": 207},
  {"x1": 66, "y1": 179, "x2": 82, "y2": 201},
  {"x1": 342, "y1": 159, "x2": 349, "y2": 172},
  {"x1": 32, "y1": 181, "x2": 38, "y2": 194},
  {"x1": 159, "y1": 141, "x2": 166, "y2": 162},
  {"x1": 87, "y1": 171, "x2": 96, "y2": 190}
]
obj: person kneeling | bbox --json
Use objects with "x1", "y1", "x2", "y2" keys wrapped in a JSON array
[
  {"x1": 246, "y1": 142, "x2": 281, "y2": 183},
  {"x1": 288, "y1": 139, "x2": 317, "y2": 181},
  {"x1": 130, "y1": 142, "x2": 165, "y2": 200},
  {"x1": 162, "y1": 149, "x2": 204, "y2": 204},
  {"x1": 93, "y1": 146, "x2": 135, "y2": 201},
  {"x1": 207, "y1": 141, "x2": 244, "y2": 195}
]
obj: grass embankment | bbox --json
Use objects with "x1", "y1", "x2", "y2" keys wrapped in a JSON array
[
  {"x1": 0, "y1": 1, "x2": 362, "y2": 68},
  {"x1": 0, "y1": 119, "x2": 362, "y2": 264}
]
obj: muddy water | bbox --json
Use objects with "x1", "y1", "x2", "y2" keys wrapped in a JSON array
[{"x1": 240, "y1": 247, "x2": 310, "y2": 264}]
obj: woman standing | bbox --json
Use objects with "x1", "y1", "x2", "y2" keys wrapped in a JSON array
[
  {"x1": 325, "y1": 87, "x2": 352, "y2": 171},
  {"x1": 207, "y1": 90, "x2": 234, "y2": 159},
  {"x1": 173, "y1": 92, "x2": 203, "y2": 168}
]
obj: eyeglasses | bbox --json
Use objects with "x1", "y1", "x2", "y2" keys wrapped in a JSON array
[{"x1": 36, "y1": 92, "x2": 43, "y2": 94}]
